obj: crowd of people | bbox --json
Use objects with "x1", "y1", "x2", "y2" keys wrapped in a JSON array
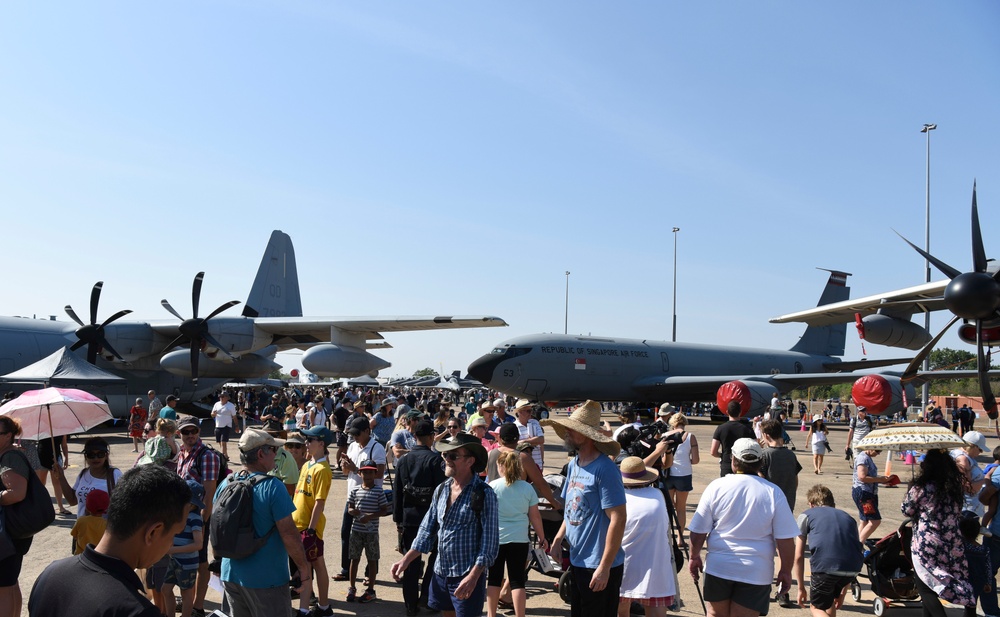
[{"x1": 5, "y1": 385, "x2": 1000, "y2": 617}]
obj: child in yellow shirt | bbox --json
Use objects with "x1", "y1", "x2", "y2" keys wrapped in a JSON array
[{"x1": 70, "y1": 489, "x2": 110, "y2": 554}]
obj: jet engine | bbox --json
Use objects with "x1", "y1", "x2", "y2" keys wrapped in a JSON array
[
  {"x1": 860, "y1": 314, "x2": 931, "y2": 351},
  {"x1": 958, "y1": 323, "x2": 1000, "y2": 348},
  {"x1": 160, "y1": 349, "x2": 280, "y2": 379},
  {"x1": 301, "y1": 344, "x2": 390, "y2": 378},
  {"x1": 715, "y1": 380, "x2": 775, "y2": 418},
  {"x1": 850, "y1": 374, "x2": 913, "y2": 415}
]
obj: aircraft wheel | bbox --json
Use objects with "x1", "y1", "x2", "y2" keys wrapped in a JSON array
[
  {"x1": 873, "y1": 596, "x2": 887, "y2": 617},
  {"x1": 851, "y1": 581, "x2": 862, "y2": 601}
]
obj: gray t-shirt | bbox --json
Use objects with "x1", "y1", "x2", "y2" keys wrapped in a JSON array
[
  {"x1": 760, "y1": 446, "x2": 801, "y2": 511},
  {"x1": 797, "y1": 506, "x2": 864, "y2": 575},
  {"x1": 849, "y1": 415, "x2": 873, "y2": 445}
]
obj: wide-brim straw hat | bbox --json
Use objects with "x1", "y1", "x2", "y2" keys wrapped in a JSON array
[
  {"x1": 542, "y1": 400, "x2": 620, "y2": 457},
  {"x1": 436, "y1": 432, "x2": 488, "y2": 473},
  {"x1": 619, "y1": 456, "x2": 659, "y2": 487},
  {"x1": 513, "y1": 399, "x2": 534, "y2": 414}
]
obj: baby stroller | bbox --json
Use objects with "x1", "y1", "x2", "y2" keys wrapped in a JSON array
[
  {"x1": 781, "y1": 427, "x2": 797, "y2": 451},
  {"x1": 850, "y1": 521, "x2": 920, "y2": 616}
]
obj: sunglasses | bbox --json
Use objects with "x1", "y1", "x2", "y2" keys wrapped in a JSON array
[
  {"x1": 85, "y1": 450, "x2": 108, "y2": 459},
  {"x1": 447, "y1": 425, "x2": 460, "y2": 429},
  {"x1": 441, "y1": 452, "x2": 471, "y2": 461},
  {"x1": 180, "y1": 429, "x2": 199, "y2": 436}
]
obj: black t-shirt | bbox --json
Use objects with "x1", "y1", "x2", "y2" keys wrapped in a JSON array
[
  {"x1": 29, "y1": 545, "x2": 161, "y2": 617},
  {"x1": 712, "y1": 419, "x2": 755, "y2": 476}
]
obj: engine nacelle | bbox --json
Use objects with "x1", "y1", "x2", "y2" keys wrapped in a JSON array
[
  {"x1": 203, "y1": 318, "x2": 272, "y2": 355},
  {"x1": 850, "y1": 374, "x2": 913, "y2": 415},
  {"x1": 716, "y1": 380, "x2": 775, "y2": 418},
  {"x1": 861, "y1": 315, "x2": 931, "y2": 351},
  {"x1": 958, "y1": 323, "x2": 1000, "y2": 348},
  {"x1": 101, "y1": 323, "x2": 159, "y2": 362},
  {"x1": 301, "y1": 344, "x2": 390, "y2": 378},
  {"x1": 160, "y1": 349, "x2": 280, "y2": 379}
]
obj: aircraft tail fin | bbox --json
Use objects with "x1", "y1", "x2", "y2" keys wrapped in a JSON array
[
  {"x1": 242, "y1": 230, "x2": 303, "y2": 318},
  {"x1": 789, "y1": 269, "x2": 850, "y2": 357}
]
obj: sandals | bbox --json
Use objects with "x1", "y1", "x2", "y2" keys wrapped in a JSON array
[{"x1": 332, "y1": 572, "x2": 349, "y2": 581}]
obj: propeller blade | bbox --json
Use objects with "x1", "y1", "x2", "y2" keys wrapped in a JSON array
[
  {"x1": 64, "y1": 305, "x2": 85, "y2": 327},
  {"x1": 99, "y1": 309, "x2": 132, "y2": 329},
  {"x1": 69, "y1": 340, "x2": 86, "y2": 352},
  {"x1": 191, "y1": 272, "x2": 205, "y2": 319},
  {"x1": 86, "y1": 344, "x2": 98, "y2": 365},
  {"x1": 901, "y1": 314, "x2": 961, "y2": 382},
  {"x1": 89, "y1": 282, "x2": 103, "y2": 325},
  {"x1": 203, "y1": 333, "x2": 237, "y2": 360},
  {"x1": 977, "y1": 320, "x2": 999, "y2": 419},
  {"x1": 161, "y1": 334, "x2": 187, "y2": 353},
  {"x1": 893, "y1": 230, "x2": 963, "y2": 280},
  {"x1": 161, "y1": 300, "x2": 185, "y2": 321},
  {"x1": 190, "y1": 343, "x2": 200, "y2": 386},
  {"x1": 99, "y1": 338, "x2": 126, "y2": 362},
  {"x1": 205, "y1": 300, "x2": 240, "y2": 322},
  {"x1": 972, "y1": 181, "x2": 988, "y2": 274}
]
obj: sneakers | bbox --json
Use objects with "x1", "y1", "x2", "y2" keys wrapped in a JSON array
[
  {"x1": 777, "y1": 593, "x2": 797, "y2": 608},
  {"x1": 346, "y1": 587, "x2": 357, "y2": 602},
  {"x1": 310, "y1": 605, "x2": 334, "y2": 617},
  {"x1": 358, "y1": 589, "x2": 377, "y2": 604}
]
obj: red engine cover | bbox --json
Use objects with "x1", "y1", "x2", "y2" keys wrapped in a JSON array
[
  {"x1": 851, "y1": 374, "x2": 892, "y2": 414},
  {"x1": 716, "y1": 381, "x2": 751, "y2": 417}
]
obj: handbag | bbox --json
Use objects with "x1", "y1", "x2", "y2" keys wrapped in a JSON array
[{"x1": 0, "y1": 449, "x2": 56, "y2": 538}]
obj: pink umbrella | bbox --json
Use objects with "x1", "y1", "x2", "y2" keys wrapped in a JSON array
[{"x1": 0, "y1": 387, "x2": 114, "y2": 440}]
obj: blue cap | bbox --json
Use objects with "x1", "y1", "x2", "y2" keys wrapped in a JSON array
[
  {"x1": 186, "y1": 479, "x2": 206, "y2": 510},
  {"x1": 303, "y1": 425, "x2": 334, "y2": 446}
]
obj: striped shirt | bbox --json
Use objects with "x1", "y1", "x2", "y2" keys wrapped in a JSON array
[
  {"x1": 172, "y1": 510, "x2": 203, "y2": 570},
  {"x1": 349, "y1": 485, "x2": 388, "y2": 533},
  {"x1": 412, "y1": 477, "x2": 499, "y2": 577}
]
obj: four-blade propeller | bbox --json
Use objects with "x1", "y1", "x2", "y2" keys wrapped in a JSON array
[
  {"x1": 161, "y1": 272, "x2": 240, "y2": 386},
  {"x1": 65, "y1": 282, "x2": 132, "y2": 364},
  {"x1": 899, "y1": 182, "x2": 1000, "y2": 417}
]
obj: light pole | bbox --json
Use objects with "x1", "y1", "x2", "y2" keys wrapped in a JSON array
[
  {"x1": 564, "y1": 271, "x2": 571, "y2": 335},
  {"x1": 920, "y1": 123, "x2": 936, "y2": 409},
  {"x1": 672, "y1": 227, "x2": 680, "y2": 342}
]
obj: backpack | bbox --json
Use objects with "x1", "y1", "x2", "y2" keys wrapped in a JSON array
[
  {"x1": 210, "y1": 471, "x2": 278, "y2": 559},
  {"x1": 193, "y1": 443, "x2": 230, "y2": 485}
]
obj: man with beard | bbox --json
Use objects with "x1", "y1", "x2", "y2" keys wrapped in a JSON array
[{"x1": 391, "y1": 433, "x2": 499, "y2": 617}]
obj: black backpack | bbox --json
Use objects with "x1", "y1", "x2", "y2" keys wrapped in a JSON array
[
  {"x1": 210, "y1": 471, "x2": 278, "y2": 559},
  {"x1": 193, "y1": 443, "x2": 230, "y2": 485}
]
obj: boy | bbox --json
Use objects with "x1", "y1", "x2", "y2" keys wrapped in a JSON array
[
  {"x1": 759, "y1": 418, "x2": 802, "y2": 511},
  {"x1": 347, "y1": 459, "x2": 390, "y2": 603},
  {"x1": 294, "y1": 425, "x2": 335, "y2": 617},
  {"x1": 162, "y1": 480, "x2": 205, "y2": 617},
  {"x1": 70, "y1": 489, "x2": 110, "y2": 554},
  {"x1": 794, "y1": 485, "x2": 863, "y2": 617}
]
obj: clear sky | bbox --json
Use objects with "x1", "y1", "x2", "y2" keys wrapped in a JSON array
[{"x1": 1, "y1": 2, "x2": 998, "y2": 381}]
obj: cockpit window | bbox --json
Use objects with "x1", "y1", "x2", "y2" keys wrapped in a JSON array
[
  {"x1": 490, "y1": 348, "x2": 506, "y2": 355},
  {"x1": 507, "y1": 348, "x2": 532, "y2": 358}
]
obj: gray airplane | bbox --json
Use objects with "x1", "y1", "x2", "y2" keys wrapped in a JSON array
[
  {"x1": 0, "y1": 230, "x2": 506, "y2": 413},
  {"x1": 468, "y1": 270, "x2": 973, "y2": 416}
]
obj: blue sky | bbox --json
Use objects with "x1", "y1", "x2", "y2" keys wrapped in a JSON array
[{"x1": 1, "y1": 2, "x2": 998, "y2": 380}]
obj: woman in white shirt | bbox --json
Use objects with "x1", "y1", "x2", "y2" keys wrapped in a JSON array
[
  {"x1": 662, "y1": 413, "x2": 699, "y2": 540},
  {"x1": 807, "y1": 419, "x2": 830, "y2": 474},
  {"x1": 54, "y1": 436, "x2": 123, "y2": 518}
]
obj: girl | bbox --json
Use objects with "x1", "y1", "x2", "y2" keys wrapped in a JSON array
[
  {"x1": 128, "y1": 398, "x2": 148, "y2": 452},
  {"x1": 808, "y1": 419, "x2": 829, "y2": 474}
]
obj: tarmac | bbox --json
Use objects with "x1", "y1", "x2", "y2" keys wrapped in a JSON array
[{"x1": 14, "y1": 410, "x2": 978, "y2": 617}]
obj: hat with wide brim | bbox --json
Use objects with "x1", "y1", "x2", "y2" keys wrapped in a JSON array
[
  {"x1": 513, "y1": 399, "x2": 535, "y2": 414},
  {"x1": 619, "y1": 456, "x2": 659, "y2": 487},
  {"x1": 542, "y1": 400, "x2": 620, "y2": 458},
  {"x1": 436, "y1": 432, "x2": 488, "y2": 473}
]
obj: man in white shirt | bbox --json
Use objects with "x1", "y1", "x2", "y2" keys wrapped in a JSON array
[
  {"x1": 512, "y1": 399, "x2": 545, "y2": 468},
  {"x1": 211, "y1": 391, "x2": 238, "y2": 458}
]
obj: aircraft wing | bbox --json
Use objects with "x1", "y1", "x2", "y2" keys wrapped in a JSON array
[
  {"x1": 251, "y1": 315, "x2": 508, "y2": 348},
  {"x1": 769, "y1": 280, "x2": 948, "y2": 326}
]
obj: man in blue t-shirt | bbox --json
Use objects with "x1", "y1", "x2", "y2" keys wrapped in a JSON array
[
  {"x1": 216, "y1": 429, "x2": 313, "y2": 617},
  {"x1": 794, "y1": 485, "x2": 863, "y2": 616},
  {"x1": 545, "y1": 400, "x2": 626, "y2": 617}
]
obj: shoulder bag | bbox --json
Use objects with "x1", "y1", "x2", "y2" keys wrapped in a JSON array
[{"x1": 1, "y1": 449, "x2": 56, "y2": 538}]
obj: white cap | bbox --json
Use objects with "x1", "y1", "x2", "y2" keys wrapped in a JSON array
[{"x1": 732, "y1": 438, "x2": 764, "y2": 463}]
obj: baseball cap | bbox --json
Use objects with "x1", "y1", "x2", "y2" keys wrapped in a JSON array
[
  {"x1": 85, "y1": 489, "x2": 110, "y2": 516},
  {"x1": 412, "y1": 419, "x2": 435, "y2": 437},
  {"x1": 731, "y1": 438, "x2": 764, "y2": 463},
  {"x1": 964, "y1": 431, "x2": 988, "y2": 451},
  {"x1": 359, "y1": 459, "x2": 379, "y2": 471},
  {"x1": 239, "y1": 428, "x2": 284, "y2": 452},
  {"x1": 177, "y1": 417, "x2": 199, "y2": 431},
  {"x1": 186, "y1": 479, "x2": 206, "y2": 510},
  {"x1": 347, "y1": 417, "x2": 370, "y2": 436},
  {"x1": 499, "y1": 423, "x2": 520, "y2": 443},
  {"x1": 303, "y1": 425, "x2": 334, "y2": 445}
]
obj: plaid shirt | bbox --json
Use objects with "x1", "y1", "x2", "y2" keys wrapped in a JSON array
[
  {"x1": 176, "y1": 440, "x2": 220, "y2": 487},
  {"x1": 412, "y1": 476, "x2": 498, "y2": 577}
]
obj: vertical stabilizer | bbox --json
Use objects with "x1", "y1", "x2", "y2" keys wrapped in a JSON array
[
  {"x1": 242, "y1": 230, "x2": 303, "y2": 318},
  {"x1": 789, "y1": 269, "x2": 850, "y2": 356}
]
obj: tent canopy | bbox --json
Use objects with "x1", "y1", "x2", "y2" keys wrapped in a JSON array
[{"x1": 0, "y1": 346, "x2": 126, "y2": 386}]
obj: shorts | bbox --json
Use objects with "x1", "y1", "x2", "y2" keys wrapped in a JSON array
[
  {"x1": 619, "y1": 595, "x2": 674, "y2": 607},
  {"x1": 487, "y1": 542, "x2": 529, "y2": 589},
  {"x1": 215, "y1": 426, "x2": 231, "y2": 443},
  {"x1": 703, "y1": 573, "x2": 771, "y2": 616},
  {"x1": 809, "y1": 572, "x2": 855, "y2": 610},
  {"x1": 0, "y1": 536, "x2": 31, "y2": 586},
  {"x1": 663, "y1": 473, "x2": 693, "y2": 492},
  {"x1": 852, "y1": 487, "x2": 881, "y2": 521},
  {"x1": 348, "y1": 530, "x2": 379, "y2": 561},
  {"x1": 164, "y1": 557, "x2": 198, "y2": 590},
  {"x1": 145, "y1": 554, "x2": 170, "y2": 589},
  {"x1": 427, "y1": 571, "x2": 487, "y2": 617}
]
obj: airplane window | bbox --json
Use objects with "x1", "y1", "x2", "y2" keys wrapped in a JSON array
[
  {"x1": 491, "y1": 348, "x2": 506, "y2": 354},
  {"x1": 507, "y1": 347, "x2": 532, "y2": 358}
]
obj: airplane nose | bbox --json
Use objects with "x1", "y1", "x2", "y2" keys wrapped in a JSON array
[{"x1": 468, "y1": 353, "x2": 504, "y2": 385}]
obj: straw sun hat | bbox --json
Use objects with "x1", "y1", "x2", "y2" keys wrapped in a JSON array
[
  {"x1": 619, "y1": 456, "x2": 659, "y2": 487},
  {"x1": 542, "y1": 400, "x2": 620, "y2": 457}
]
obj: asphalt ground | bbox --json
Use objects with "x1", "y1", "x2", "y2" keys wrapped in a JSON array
[{"x1": 15, "y1": 411, "x2": 979, "y2": 617}]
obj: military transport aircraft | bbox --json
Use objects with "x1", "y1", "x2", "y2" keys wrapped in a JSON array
[
  {"x1": 467, "y1": 270, "x2": 983, "y2": 416},
  {"x1": 0, "y1": 230, "x2": 506, "y2": 412}
]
